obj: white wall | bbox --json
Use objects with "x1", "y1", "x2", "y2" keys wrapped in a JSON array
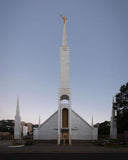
[
  {"x1": 23, "y1": 126, "x2": 28, "y2": 136},
  {"x1": 33, "y1": 128, "x2": 39, "y2": 140},
  {"x1": 71, "y1": 110, "x2": 98, "y2": 140},
  {"x1": 38, "y1": 111, "x2": 58, "y2": 140}
]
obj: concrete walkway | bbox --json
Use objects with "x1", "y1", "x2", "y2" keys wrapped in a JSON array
[{"x1": 0, "y1": 140, "x2": 128, "y2": 153}]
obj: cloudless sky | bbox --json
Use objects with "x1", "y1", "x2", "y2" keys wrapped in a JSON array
[{"x1": 0, "y1": 0, "x2": 128, "y2": 125}]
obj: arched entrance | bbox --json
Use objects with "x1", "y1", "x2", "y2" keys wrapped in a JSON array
[
  {"x1": 62, "y1": 108, "x2": 69, "y2": 145},
  {"x1": 59, "y1": 94, "x2": 70, "y2": 145},
  {"x1": 62, "y1": 108, "x2": 68, "y2": 128}
]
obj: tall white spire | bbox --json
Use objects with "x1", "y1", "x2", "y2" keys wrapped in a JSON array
[
  {"x1": 58, "y1": 15, "x2": 71, "y2": 145},
  {"x1": 60, "y1": 15, "x2": 69, "y2": 88},
  {"x1": 62, "y1": 22, "x2": 67, "y2": 46},
  {"x1": 60, "y1": 15, "x2": 67, "y2": 46}
]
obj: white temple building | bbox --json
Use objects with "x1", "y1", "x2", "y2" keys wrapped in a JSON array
[
  {"x1": 14, "y1": 97, "x2": 21, "y2": 139},
  {"x1": 23, "y1": 126, "x2": 28, "y2": 136},
  {"x1": 33, "y1": 16, "x2": 98, "y2": 144}
]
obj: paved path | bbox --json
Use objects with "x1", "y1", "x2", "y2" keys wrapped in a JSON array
[
  {"x1": 0, "y1": 140, "x2": 128, "y2": 153},
  {"x1": 0, "y1": 153, "x2": 128, "y2": 160}
]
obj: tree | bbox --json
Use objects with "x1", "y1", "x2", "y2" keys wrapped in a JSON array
[
  {"x1": 0, "y1": 120, "x2": 14, "y2": 134},
  {"x1": 115, "y1": 82, "x2": 128, "y2": 133},
  {"x1": 98, "y1": 121, "x2": 110, "y2": 138}
]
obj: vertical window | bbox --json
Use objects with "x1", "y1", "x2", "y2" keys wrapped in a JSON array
[{"x1": 62, "y1": 108, "x2": 68, "y2": 128}]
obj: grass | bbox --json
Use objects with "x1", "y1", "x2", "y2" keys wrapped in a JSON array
[
  {"x1": 104, "y1": 144, "x2": 128, "y2": 148},
  {"x1": 12, "y1": 143, "x2": 23, "y2": 146}
]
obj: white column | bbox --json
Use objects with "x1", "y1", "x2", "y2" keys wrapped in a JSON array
[{"x1": 58, "y1": 96, "x2": 61, "y2": 144}]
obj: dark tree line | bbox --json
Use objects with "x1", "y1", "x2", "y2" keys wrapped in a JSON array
[
  {"x1": 97, "y1": 82, "x2": 128, "y2": 138},
  {"x1": 115, "y1": 82, "x2": 128, "y2": 133},
  {"x1": 0, "y1": 120, "x2": 14, "y2": 134}
]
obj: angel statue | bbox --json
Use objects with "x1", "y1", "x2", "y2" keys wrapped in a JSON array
[{"x1": 60, "y1": 15, "x2": 67, "y2": 24}]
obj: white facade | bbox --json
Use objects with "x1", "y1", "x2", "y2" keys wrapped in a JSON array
[
  {"x1": 14, "y1": 97, "x2": 21, "y2": 139},
  {"x1": 33, "y1": 110, "x2": 97, "y2": 140}
]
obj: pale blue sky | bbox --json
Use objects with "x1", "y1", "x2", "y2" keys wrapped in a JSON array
[{"x1": 0, "y1": 0, "x2": 128, "y2": 124}]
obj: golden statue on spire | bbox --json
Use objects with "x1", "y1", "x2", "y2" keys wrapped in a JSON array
[{"x1": 60, "y1": 15, "x2": 67, "y2": 24}]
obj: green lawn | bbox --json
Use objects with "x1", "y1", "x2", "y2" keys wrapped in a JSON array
[{"x1": 104, "y1": 144, "x2": 128, "y2": 148}]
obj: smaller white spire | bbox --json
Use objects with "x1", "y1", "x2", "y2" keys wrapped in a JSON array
[
  {"x1": 14, "y1": 96, "x2": 21, "y2": 139},
  {"x1": 39, "y1": 115, "x2": 41, "y2": 127},
  {"x1": 110, "y1": 96, "x2": 117, "y2": 139},
  {"x1": 16, "y1": 96, "x2": 20, "y2": 115},
  {"x1": 112, "y1": 96, "x2": 115, "y2": 117},
  {"x1": 91, "y1": 115, "x2": 94, "y2": 127},
  {"x1": 113, "y1": 96, "x2": 114, "y2": 104}
]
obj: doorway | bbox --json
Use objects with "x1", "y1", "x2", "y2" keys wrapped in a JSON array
[{"x1": 62, "y1": 108, "x2": 68, "y2": 128}]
